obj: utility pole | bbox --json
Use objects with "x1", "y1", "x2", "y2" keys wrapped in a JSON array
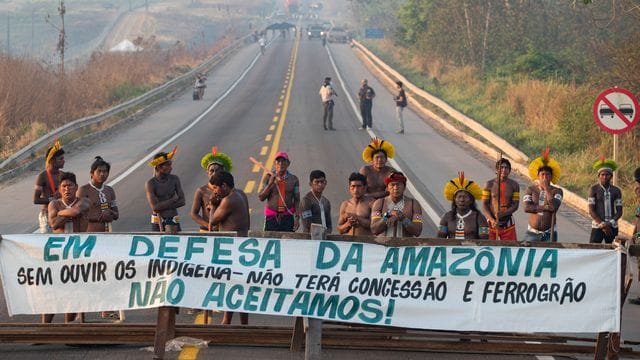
[
  {"x1": 46, "y1": 0, "x2": 66, "y2": 76},
  {"x1": 6, "y1": 13, "x2": 10, "y2": 56}
]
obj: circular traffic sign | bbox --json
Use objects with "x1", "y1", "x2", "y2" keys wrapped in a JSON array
[{"x1": 593, "y1": 87, "x2": 639, "y2": 135}]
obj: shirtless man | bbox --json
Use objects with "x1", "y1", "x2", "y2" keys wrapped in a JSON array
[
  {"x1": 208, "y1": 171, "x2": 250, "y2": 325},
  {"x1": 588, "y1": 158, "x2": 623, "y2": 244},
  {"x1": 523, "y1": 152, "x2": 563, "y2": 242},
  {"x1": 78, "y1": 156, "x2": 119, "y2": 232},
  {"x1": 191, "y1": 148, "x2": 232, "y2": 232},
  {"x1": 145, "y1": 148, "x2": 185, "y2": 233},
  {"x1": 359, "y1": 138, "x2": 396, "y2": 199},
  {"x1": 47, "y1": 171, "x2": 89, "y2": 323},
  {"x1": 482, "y1": 158, "x2": 520, "y2": 240},
  {"x1": 371, "y1": 172, "x2": 423, "y2": 237},
  {"x1": 258, "y1": 151, "x2": 301, "y2": 232},
  {"x1": 338, "y1": 173, "x2": 374, "y2": 236},
  {"x1": 34, "y1": 140, "x2": 65, "y2": 233}
]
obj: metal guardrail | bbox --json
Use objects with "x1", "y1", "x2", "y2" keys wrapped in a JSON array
[{"x1": 0, "y1": 34, "x2": 250, "y2": 173}]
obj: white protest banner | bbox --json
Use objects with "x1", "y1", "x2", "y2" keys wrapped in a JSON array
[{"x1": 0, "y1": 233, "x2": 620, "y2": 332}]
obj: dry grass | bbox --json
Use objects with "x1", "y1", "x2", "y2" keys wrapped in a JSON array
[{"x1": 0, "y1": 34, "x2": 234, "y2": 161}]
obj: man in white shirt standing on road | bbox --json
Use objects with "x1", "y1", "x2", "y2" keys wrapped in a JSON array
[{"x1": 319, "y1": 76, "x2": 337, "y2": 131}]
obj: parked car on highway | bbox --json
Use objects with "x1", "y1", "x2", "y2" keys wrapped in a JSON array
[{"x1": 327, "y1": 27, "x2": 349, "y2": 43}]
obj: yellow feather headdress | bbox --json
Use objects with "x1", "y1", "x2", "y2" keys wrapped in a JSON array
[
  {"x1": 443, "y1": 172, "x2": 482, "y2": 201},
  {"x1": 148, "y1": 146, "x2": 177, "y2": 167},
  {"x1": 200, "y1": 146, "x2": 233, "y2": 172},
  {"x1": 362, "y1": 138, "x2": 395, "y2": 163},
  {"x1": 45, "y1": 139, "x2": 64, "y2": 164},
  {"x1": 592, "y1": 155, "x2": 618, "y2": 175},
  {"x1": 527, "y1": 148, "x2": 561, "y2": 184}
]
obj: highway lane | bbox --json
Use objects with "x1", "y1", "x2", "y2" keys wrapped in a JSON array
[{"x1": 0, "y1": 23, "x2": 639, "y2": 359}]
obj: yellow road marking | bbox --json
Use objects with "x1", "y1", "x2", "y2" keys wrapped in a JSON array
[
  {"x1": 278, "y1": 101, "x2": 283, "y2": 107},
  {"x1": 252, "y1": 163, "x2": 260, "y2": 172},
  {"x1": 178, "y1": 311, "x2": 209, "y2": 359},
  {"x1": 273, "y1": 116, "x2": 278, "y2": 122},
  {"x1": 265, "y1": 134, "x2": 272, "y2": 141},
  {"x1": 260, "y1": 146, "x2": 268, "y2": 155},
  {"x1": 280, "y1": 95, "x2": 284, "y2": 100},
  {"x1": 263, "y1": 29, "x2": 301, "y2": 172},
  {"x1": 275, "y1": 108, "x2": 281, "y2": 114},
  {"x1": 244, "y1": 180, "x2": 255, "y2": 194},
  {"x1": 269, "y1": 125, "x2": 275, "y2": 131}
]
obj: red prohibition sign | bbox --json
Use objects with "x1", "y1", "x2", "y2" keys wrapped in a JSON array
[{"x1": 593, "y1": 87, "x2": 639, "y2": 135}]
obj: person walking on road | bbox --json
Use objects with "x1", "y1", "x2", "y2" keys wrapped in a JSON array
[
  {"x1": 522, "y1": 150, "x2": 563, "y2": 242},
  {"x1": 258, "y1": 151, "x2": 301, "y2": 232},
  {"x1": 319, "y1": 77, "x2": 337, "y2": 130},
  {"x1": 588, "y1": 157, "x2": 623, "y2": 244},
  {"x1": 394, "y1": 81, "x2": 407, "y2": 134},
  {"x1": 357, "y1": 79, "x2": 375, "y2": 129},
  {"x1": 258, "y1": 36, "x2": 266, "y2": 55},
  {"x1": 145, "y1": 147, "x2": 186, "y2": 233},
  {"x1": 33, "y1": 139, "x2": 65, "y2": 233}
]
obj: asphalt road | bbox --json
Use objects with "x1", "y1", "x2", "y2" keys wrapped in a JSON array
[{"x1": 1, "y1": 21, "x2": 639, "y2": 360}]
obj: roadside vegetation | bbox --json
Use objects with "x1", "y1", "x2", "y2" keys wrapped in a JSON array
[
  {"x1": 0, "y1": 34, "x2": 234, "y2": 162},
  {"x1": 348, "y1": 0, "x2": 640, "y2": 221}
]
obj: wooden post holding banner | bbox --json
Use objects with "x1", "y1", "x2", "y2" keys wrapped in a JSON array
[
  {"x1": 305, "y1": 223, "x2": 326, "y2": 360},
  {"x1": 153, "y1": 225, "x2": 179, "y2": 360}
]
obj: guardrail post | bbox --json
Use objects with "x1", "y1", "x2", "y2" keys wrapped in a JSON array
[{"x1": 305, "y1": 224, "x2": 326, "y2": 360}]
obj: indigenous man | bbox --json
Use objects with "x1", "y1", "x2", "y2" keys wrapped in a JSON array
[
  {"x1": 357, "y1": 79, "x2": 376, "y2": 129},
  {"x1": 47, "y1": 171, "x2": 89, "y2": 323},
  {"x1": 522, "y1": 150, "x2": 563, "y2": 242},
  {"x1": 337, "y1": 172, "x2": 374, "y2": 236},
  {"x1": 144, "y1": 147, "x2": 185, "y2": 233},
  {"x1": 482, "y1": 158, "x2": 520, "y2": 240},
  {"x1": 319, "y1": 77, "x2": 337, "y2": 131},
  {"x1": 258, "y1": 151, "x2": 301, "y2": 232},
  {"x1": 33, "y1": 139, "x2": 65, "y2": 233},
  {"x1": 191, "y1": 147, "x2": 232, "y2": 232},
  {"x1": 208, "y1": 171, "x2": 250, "y2": 325},
  {"x1": 78, "y1": 156, "x2": 119, "y2": 232},
  {"x1": 300, "y1": 170, "x2": 332, "y2": 233},
  {"x1": 359, "y1": 138, "x2": 396, "y2": 199},
  {"x1": 588, "y1": 157, "x2": 623, "y2": 244},
  {"x1": 371, "y1": 171, "x2": 423, "y2": 237},
  {"x1": 438, "y1": 172, "x2": 488, "y2": 240}
]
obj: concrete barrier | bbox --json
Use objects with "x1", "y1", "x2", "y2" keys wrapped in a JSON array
[{"x1": 350, "y1": 40, "x2": 634, "y2": 238}]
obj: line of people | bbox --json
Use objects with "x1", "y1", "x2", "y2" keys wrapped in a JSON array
[{"x1": 32, "y1": 138, "x2": 640, "y2": 320}]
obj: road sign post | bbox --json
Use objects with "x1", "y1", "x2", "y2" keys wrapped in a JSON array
[{"x1": 593, "y1": 87, "x2": 639, "y2": 184}]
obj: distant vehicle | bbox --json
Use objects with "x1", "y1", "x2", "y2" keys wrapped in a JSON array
[
  {"x1": 307, "y1": 24, "x2": 324, "y2": 39},
  {"x1": 620, "y1": 103, "x2": 634, "y2": 119},
  {"x1": 327, "y1": 27, "x2": 349, "y2": 43}
]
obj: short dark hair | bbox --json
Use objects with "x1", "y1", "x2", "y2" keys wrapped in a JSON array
[
  {"x1": 90, "y1": 156, "x2": 111, "y2": 173},
  {"x1": 496, "y1": 158, "x2": 511, "y2": 170},
  {"x1": 60, "y1": 172, "x2": 77, "y2": 185},
  {"x1": 538, "y1": 165, "x2": 553, "y2": 175},
  {"x1": 209, "y1": 170, "x2": 234, "y2": 188},
  {"x1": 309, "y1": 170, "x2": 326, "y2": 182},
  {"x1": 396, "y1": 80, "x2": 403, "y2": 87},
  {"x1": 348, "y1": 172, "x2": 366, "y2": 186}
]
